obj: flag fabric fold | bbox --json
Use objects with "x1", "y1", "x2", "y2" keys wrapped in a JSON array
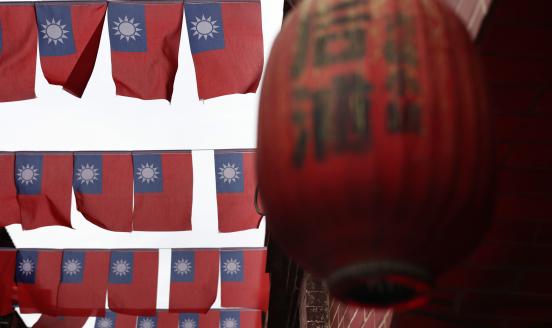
[
  {"x1": 0, "y1": 153, "x2": 20, "y2": 227},
  {"x1": 33, "y1": 315, "x2": 88, "y2": 328},
  {"x1": 179, "y1": 310, "x2": 263, "y2": 328},
  {"x1": 15, "y1": 249, "x2": 62, "y2": 315},
  {"x1": 0, "y1": 4, "x2": 37, "y2": 102},
  {"x1": 74, "y1": 153, "x2": 133, "y2": 232},
  {"x1": 57, "y1": 249, "x2": 109, "y2": 316},
  {"x1": 169, "y1": 249, "x2": 219, "y2": 312},
  {"x1": 95, "y1": 310, "x2": 137, "y2": 328},
  {"x1": 35, "y1": 2, "x2": 106, "y2": 97},
  {"x1": 221, "y1": 248, "x2": 270, "y2": 310},
  {"x1": 184, "y1": 0, "x2": 264, "y2": 100},
  {"x1": 215, "y1": 150, "x2": 260, "y2": 232},
  {"x1": 132, "y1": 152, "x2": 193, "y2": 231},
  {"x1": 15, "y1": 153, "x2": 73, "y2": 230},
  {"x1": 107, "y1": 250, "x2": 159, "y2": 316},
  {"x1": 0, "y1": 249, "x2": 15, "y2": 316},
  {"x1": 107, "y1": 1, "x2": 183, "y2": 101}
]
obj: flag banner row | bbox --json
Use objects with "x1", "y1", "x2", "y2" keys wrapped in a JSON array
[
  {"x1": 0, "y1": 150, "x2": 260, "y2": 233},
  {"x1": 0, "y1": 0, "x2": 263, "y2": 102},
  {"x1": 0, "y1": 248, "x2": 269, "y2": 317},
  {"x1": 33, "y1": 309, "x2": 262, "y2": 328}
]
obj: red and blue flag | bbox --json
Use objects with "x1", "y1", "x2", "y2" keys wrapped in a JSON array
[
  {"x1": 107, "y1": 250, "x2": 158, "y2": 316},
  {"x1": 107, "y1": 1, "x2": 183, "y2": 101},
  {"x1": 0, "y1": 153, "x2": 20, "y2": 227},
  {"x1": 74, "y1": 153, "x2": 133, "y2": 232},
  {"x1": 15, "y1": 249, "x2": 61, "y2": 315},
  {"x1": 95, "y1": 310, "x2": 137, "y2": 328},
  {"x1": 220, "y1": 310, "x2": 262, "y2": 328},
  {"x1": 15, "y1": 153, "x2": 73, "y2": 230},
  {"x1": 35, "y1": 3, "x2": 106, "y2": 97},
  {"x1": 169, "y1": 249, "x2": 218, "y2": 312},
  {"x1": 132, "y1": 152, "x2": 193, "y2": 231},
  {"x1": 215, "y1": 150, "x2": 260, "y2": 232},
  {"x1": 0, "y1": 4, "x2": 37, "y2": 102},
  {"x1": 56, "y1": 250, "x2": 109, "y2": 316},
  {"x1": 221, "y1": 248, "x2": 270, "y2": 310},
  {"x1": 0, "y1": 249, "x2": 15, "y2": 316},
  {"x1": 184, "y1": 0, "x2": 264, "y2": 100}
]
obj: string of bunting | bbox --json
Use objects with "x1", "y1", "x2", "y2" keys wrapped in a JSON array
[
  {"x1": 0, "y1": 247, "x2": 269, "y2": 318},
  {"x1": 0, "y1": 0, "x2": 263, "y2": 102},
  {"x1": 0, "y1": 150, "x2": 260, "y2": 232},
  {"x1": 33, "y1": 309, "x2": 263, "y2": 328}
]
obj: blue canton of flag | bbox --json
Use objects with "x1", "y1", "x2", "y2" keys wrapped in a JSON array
[
  {"x1": 220, "y1": 310, "x2": 241, "y2": 328},
  {"x1": 185, "y1": 2, "x2": 225, "y2": 54},
  {"x1": 15, "y1": 250, "x2": 38, "y2": 284},
  {"x1": 61, "y1": 250, "x2": 85, "y2": 284},
  {"x1": 108, "y1": 2, "x2": 147, "y2": 52},
  {"x1": 35, "y1": 4, "x2": 76, "y2": 57},
  {"x1": 133, "y1": 154, "x2": 163, "y2": 193},
  {"x1": 137, "y1": 316, "x2": 157, "y2": 328},
  {"x1": 15, "y1": 154, "x2": 43, "y2": 195},
  {"x1": 73, "y1": 154, "x2": 103, "y2": 194},
  {"x1": 171, "y1": 250, "x2": 195, "y2": 283},
  {"x1": 215, "y1": 152, "x2": 244, "y2": 193},
  {"x1": 221, "y1": 250, "x2": 244, "y2": 282},
  {"x1": 179, "y1": 313, "x2": 199, "y2": 328},
  {"x1": 109, "y1": 251, "x2": 134, "y2": 284},
  {"x1": 95, "y1": 311, "x2": 117, "y2": 328}
]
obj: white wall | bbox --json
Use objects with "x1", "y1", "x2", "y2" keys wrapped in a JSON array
[{"x1": 0, "y1": 0, "x2": 283, "y2": 325}]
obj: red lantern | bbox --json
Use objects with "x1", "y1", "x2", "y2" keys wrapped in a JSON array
[{"x1": 257, "y1": 0, "x2": 494, "y2": 309}]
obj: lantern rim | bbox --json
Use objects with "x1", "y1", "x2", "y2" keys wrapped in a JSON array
[{"x1": 326, "y1": 261, "x2": 433, "y2": 310}]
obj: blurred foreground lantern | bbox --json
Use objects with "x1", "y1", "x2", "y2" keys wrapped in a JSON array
[{"x1": 257, "y1": 0, "x2": 495, "y2": 309}]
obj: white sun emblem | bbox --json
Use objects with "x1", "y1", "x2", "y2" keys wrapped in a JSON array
[
  {"x1": 113, "y1": 16, "x2": 142, "y2": 42},
  {"x1": 222, "y1": 318, "x2": 238, "y2": 328},
  {"x1": 96, "y1": 318, "x2": 113, "y2": 328},
  {"x1": 17, "y1": 164, "x2": 40, "y2": 185},
  {"x1": 112, "y1": 259, "x2": 131, "y2": 276},
  {"x1": 136, "y1": 163, "x2": 160, "y2": 183},
  {"x1": 222, "y1": 258, "x2": 241, "y2": 275},
  {"x1": 18, "y1": 258, "x2": 35, "y2": 276},
  {"x1": 218, "y1": 163, "x2": 240, "y2": 184},
  {"x1": 138, "y1": 318, "x2": 156, "y2": 328},
  {"x1": 76, "y1": 164, "x2": 100, "y2": 185},
  {"x1": 41, "y1": 18, "x2": 70, "y2": 45},
  {"x1": 181, "y1": 319, "x2": 197, "y2": 328},
  {"x1": 191, "y1": 15, "x2": 220, "y2": 40},
  {"x1": 63, "y1": 258, "x2": 82, "y2": 276},
  {"x1": 173, "y1": 259, "x2": 192, "y2": 276}
]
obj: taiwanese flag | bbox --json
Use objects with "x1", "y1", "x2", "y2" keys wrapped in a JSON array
[
  {"x1": 0, "y1": 249, "x2": 15, "y2": 316},
  {"x1": 33, "y1": 315, "x2": 88, "y2": 328},
  {"x1": 215, "y1": 150, "x2": 260, "y2": 232},
  {"x1": 184, "y1": 0, "x2": 264, "y2": 100},
  {"x1": 35, "y1": 3, "x2": 106, "y2": 97},
  {"x1": 107, "y1": 1, "x2": 183, "y2": 101},
  {"x1": 15, "y1": 249, "x2": 61, "y2": 315},
  {"x1": 0, "y1": 4, "x2": 37, "y2": 102},
  {"x1": 132, "y1": 152, "x2": 193, "y2": 231},
  {"x1": 0, "y1": 153, "x2": 20, "y2": 227},
  {"x1": 169, "y1": 249, "x2": 218, "y2": 312},
  {"x1": 219, "y1": 310, "x2": 262, "y2": 328},
  {"x1": 137, "y1": 313, "x2": 178, "y2": 328},
  {"x1": 15, "y1": 153, "x2": 73, "y2": 230},
  {"x1": 57, "y1": 250, "x2": 109, "y2": 316},
  {"x1": 74, "y1": 153, "x2": 133, "y2": 232},
  {"x1": 221, "y1": 248, "x2": 270, "y2": 310},
  {"x1": 94, "y1": 310, "x2": 137, "y2": 328},
  {"x1": 107, "y1": 250, "x2": 158, "y2": 315}
]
